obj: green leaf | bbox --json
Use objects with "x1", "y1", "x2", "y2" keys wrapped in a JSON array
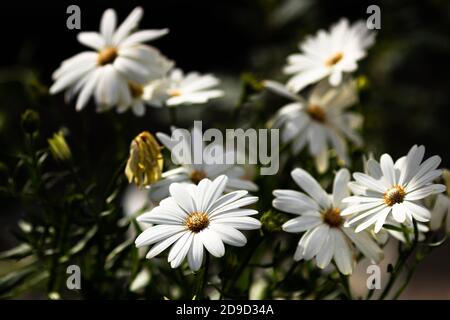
[
  {"x1": 105, "y1": 238, "x2": 134, "y2": 270},
  {"x1": 0, "y1": 266, "x2": 35, "y2": 296},
  {"x1": 0, "y1": 269, "x2": 48, "y2": 299},
  {"x1": 383, "y1": 224, "x2": 406, "y2": 233},
  {"x1": 0, "y1": 244, "x2": 33, "y2": 260},
  {"x1": 59, "y1": 226, "x2": 98, "y2": 263}
]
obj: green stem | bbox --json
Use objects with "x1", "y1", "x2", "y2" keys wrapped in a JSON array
[
  {"x1": 271, "y1": 260, "x2": 300, "y2": 292},
  {"x1": 379, "y1": 220, "x2": 419, "y2": 300},
  {"x1": 194, "y1": 254, "x2": 210, "y2": 300},
  {"x1": 392, "y1": 262, "x2": 418, "y2": 300},
  {"x1": 168, "y1": 105, "x2": 177, "y2": 126},
  {"x1": 221, "y1": 235, "x2": 263, "y2": 299},
  {"x1": 335, "y1": 264, "x2": 352, "y2": 300}
]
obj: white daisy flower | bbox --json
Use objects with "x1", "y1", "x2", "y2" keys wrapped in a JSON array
[
  {"x1": 430, "y1": 169, "x2": 450, "y2": 232},
  {"x1": 284, "y1": 18, "x2": 375, "y2": 92},
  {"x1": 50, "y1": 7, "x2": 169, "y2": 112},
  {"x1": 135, "y1": 175, "x2": 261, "y2": 271},
  {"x1": 266, "y1": 78, "x2": 362, "y2": 173},
  {"x1": 144, "y1": 69, "x2": 224, "y2": 107},
  {"x1": 342, "y1": 145, "x2": 446, "y2": 233},
  {"x1": 150, "y1": 126, "x2": 258, "y2": 201},
  {"x1": 116, "y1": 60, "x2": 173, "y2": 116},
  {"x1": 273, "y1": 168, "x2": 383, "y2": 275}
]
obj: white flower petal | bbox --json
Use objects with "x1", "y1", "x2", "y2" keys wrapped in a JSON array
[
  {"x1": 198, "y1": 229, "x2": 225, "y2": 257},
  {"x1": 332, "y1": 168, "x2": 350, "y2": 207},
  {"x1": 303, "y1": 224, "x2": 329, "y2": 260},
  {"x1": 113, "y1": 7, "x2": 144, "y2": 45},
  {"x1": 353, "y1": 172, "x2": 386, "y2": 193},
  {"x1": 209, "y1": 224, "x2": 247, "y2": 247},
  {"x1": 120, "y1": 29, "x2": 169, "y2": 47},
  {"x1": 332, "y1": 229, "x2": 353, "y2": 275},
  {"x1": 77, "y1": 32, "x2": 105, "y2": 50},
  {"x1": 402, "y1": 201, "x2": 431, "y2": 222},
  {"x1": 291, "y1": 168, "x2": 331, "y2": 209},
  {"x1": 282, "y1": 216, "x2": 322, "y2": 233},
  {"x1": 75, "y1": 68, "x2": 102, "y2": 111},
  {"x1": 207, "y1": 190, "x2": 248, "y2": 216},
  {"x1": 430, "y1": 195, "x2": 450, "y2": 231},
  {"x1": 315, "y1": 232, "x2": 334, "y2": 269},
  {"x1": 392, "y1": 203, "x2": 406, "y2": 223},
  {"x1": 135, "y1": 225, "x2": 186, "y2": 247},
  {"x1": 209, "y1": 196, "x2": 258, "y2": 216},
  {"x1": 354, "y1": 206, "x2": 390, "y2": 233},
  {"x1": 100, "y1": 8, "x2": 117, "y2": 45},
  {"x1": 187, "y1": 234, "x2": 204, "y2": 271},
  {"x1": 341, "y1": 201, "x2": 384, "y2": 216},
  {"x1": 146, "y1": 231, "x2": 186, "y2": 259},
  {"x1": 169, "y1": 232, "x2": 194, "y2": 268},
  {"x1": 342, "y1": 227, "x2": 383, "y2": 263},
  {"x1": 374, "y1": 207, "x2": 391, "y2": 233},
  {"x1": 273, "y1": 189, "x2": 319, "y2": 211},
  {"x1": 211, "y1": 216, "x2": 261, "y2": 230},
  {"x1": 380, "y1": 154, "x2": 397, "y2": 186},
  {"x1": 169, "y1": 183, "x2": 196, "y2": 214},
  {"x1": 405, "y1": 184, "x2": 446, "y2": 201}
]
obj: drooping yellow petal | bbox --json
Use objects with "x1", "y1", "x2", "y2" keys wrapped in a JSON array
[{"x1": 125, "y1": 131, "x2": 163, "y2": 188}]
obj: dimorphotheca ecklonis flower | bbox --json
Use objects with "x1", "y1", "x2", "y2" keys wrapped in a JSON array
[
  {"x1": 125, "y1": 131, "x2": 163, "y2": 188},
  {"x1": 342, "y1": 145, "x2": 446, "y2": 233},
  {"x1": 144, "y1": 68, "x2": 224, "y2": 107},
  {"x1": 273, "y1": 168, "x2": 382, "y2": 275},
  {"x1": 284, "y1": 18, "x2": 375, "y2": 92},
  {"x1": 50, "y1": 7, "x2": 171, "y2": 113},
  {"x1": 135, "y1": 175, "x2": 261, "y2": 271},
  {"x1": 266, "y1": 79, "x2": 362, "y2": 173},
  {"x1": 149, "y1": 126, "x2": 258, "y2": 201}
]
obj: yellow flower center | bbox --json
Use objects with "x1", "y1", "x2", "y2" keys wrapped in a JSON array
[
  {"x1": 307, "y1": 104, "x2": 326, "y2": 123},
  {"x1": 185, "y1": 212, "x2": 210, "y2": 233},
  {"x1": 384, "y1": 185, "x2": 406, "y2": 207},
  {"x1": 129, "y1": 82, "x2": 144, "y2": 98},
  {"x1": 98, "y1": 47, "x2": 118, "y2": 66},
  {"x1": 322, "y1": 207, "x2": 343, "y2": 228},
  {"x1": 191, "y1": 170, "x2": 207, "y2": 184},
  {"x1": 325, "y1": 51, "x2": 344, "y2": 67}
]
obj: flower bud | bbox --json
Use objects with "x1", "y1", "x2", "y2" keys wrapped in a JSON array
[
  {"x1": 260, "y1": 210, "x2": 287, "y2": 233},
  {"x1": 125, "y1": 131, "x2": 163, "y2": 188},
  {"x1": 21, "y1": 109, "x2": 40, "y2": 134},
  {"x1": 48, "y1": 131, "x2": 72, "y2": 162}
]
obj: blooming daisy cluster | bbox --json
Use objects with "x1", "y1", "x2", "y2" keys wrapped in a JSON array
[
  {"x1": 128, "y1": 18, "x2": 448, "y2": 280},
  {"x1": 273, "y1": 146, "x2": 444, "y2": 274},
  {"x1": 50, "y1": 7, "x2": 224, "y2": 116},
  {"x1": 8, "y1": 5, "x2": 444, "y2": 300}
]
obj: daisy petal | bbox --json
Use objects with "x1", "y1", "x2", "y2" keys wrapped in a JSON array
[
  {"x1": 282, "y1": 216, "x2": 322, "y2": 233},
  {"x1": 187, "y1": 235, "x2": 204, "y2": 271},
  {"x1": 291, "y1": 168, "x2": 331, "y2": 209},
  {"x1": 198, "y1": 229, "x2": 225, "y2": 257},
  {"x1": 332, "y1": 229, "x2": 353, "y2": 275}
]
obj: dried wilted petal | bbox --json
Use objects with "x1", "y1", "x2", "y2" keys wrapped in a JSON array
[{"x1": 125, "y1": 131, "x2": 163, "y2": 188}]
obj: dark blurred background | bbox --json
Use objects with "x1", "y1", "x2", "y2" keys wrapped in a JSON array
[{"x1": 0, "y1": 0, "x2": 449, "y2": 298}]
